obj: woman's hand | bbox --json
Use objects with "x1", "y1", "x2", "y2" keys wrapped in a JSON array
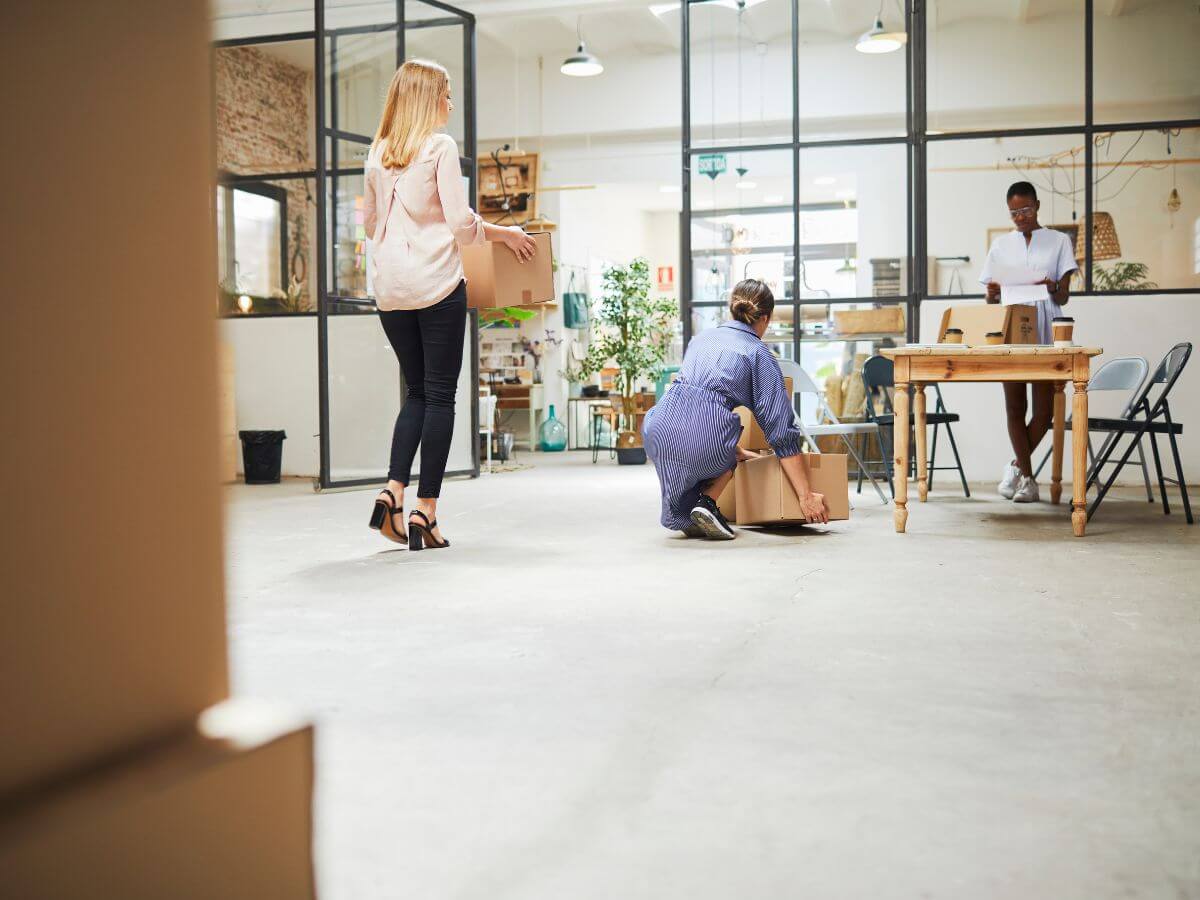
[
  {"x1": 985, "y1": 281, "x2": 1001, "y2": 303},
  {"x1": 504, "y1": 227, "x2": 537, "y2": 262},
  {"x1": 797, "y1": 491, "x2": 829, "y2": 524},
  {"x1": 736, "y1": 447, "x2": 760, "y2": 462}
]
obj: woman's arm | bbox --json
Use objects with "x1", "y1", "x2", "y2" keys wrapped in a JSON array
[
  {"x1": 779, "y1": 454, "x2": 829, "y2": 524},
  {"x1": 363, "y1": 165, "x2": 378, "y2": 239},
  {"x1": 435, "y1": 137, "x2": 535, "y2": 261},
  {"x1": 1041, "y1": 273, "x2": 1073, "y2": 306}
]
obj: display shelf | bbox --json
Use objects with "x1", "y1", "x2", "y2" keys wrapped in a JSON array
[{"x1": 798, "y1": 331, "x2": 905, "y2": 344}]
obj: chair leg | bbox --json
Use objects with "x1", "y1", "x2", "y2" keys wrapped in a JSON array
[
  {"x1": 1033, "y1": 444, "x2": 1050, "y2": 480},
  {"x1": 1149, "y1": 431, "x2": 1170, "y2": 515},
  {"x1": 928, "y1": 422, "x2": 940, "y2": 492},
  {"x1": 843, "y1": 434, "x2": 888, "y2": 504},
  {"x1": 942, "y1": 420, "x2": 971, "y2": 498},
  {"x1": 1135, "y1": 438, "x2": 1154, "y2": 503},
  {"x1": 1087, "y1": 426, "x2": 1150, "y2": 521},
  {"x1": 1167, "y1": 430, "x2": 1193, "y2": 524},
  {"x1": 877, "y1": 429, "x2": 895, "y2": 497}
]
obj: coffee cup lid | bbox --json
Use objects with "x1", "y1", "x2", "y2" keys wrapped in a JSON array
[
  {"x1": 985, "y1": 331, "x2": 1003, "y2": 336},
  {"x1": 1053, "y1": 316, "x2": 1074, "y2": 322}
]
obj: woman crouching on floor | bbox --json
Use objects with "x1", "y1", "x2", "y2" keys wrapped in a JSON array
[{"x1": 642, "y1": 279, "x2": 828, "y2": 540}]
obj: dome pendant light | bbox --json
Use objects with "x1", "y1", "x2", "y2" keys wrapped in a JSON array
[{"x1": 561, "y1": 18, "x2": 603, "y2": 77}]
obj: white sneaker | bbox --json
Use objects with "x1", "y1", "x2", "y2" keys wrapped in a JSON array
[
  {"x1": 1012, "y1": 475, "x2": 1040, "y2": 503},
  {"x1": 998, "y1": 463, "x2": 1021, "y2": 499}
]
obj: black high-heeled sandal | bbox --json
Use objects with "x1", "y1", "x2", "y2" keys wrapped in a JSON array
[
  {"x1": 369, "y1": 489, "x2": 408, "y2": 545},
  {"x1": 408, "y1": 509, "x2": 449, "y2": 551}
]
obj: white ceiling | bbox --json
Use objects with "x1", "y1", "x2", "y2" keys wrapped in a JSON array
[{"x1": 212, "y1": 0, "x2": 1163, "y2": 62}]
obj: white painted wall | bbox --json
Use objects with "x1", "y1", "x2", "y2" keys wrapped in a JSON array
[
  {"x1": 919, "y1": 295, "x2": 1200, "y2": 487},
  {"x1": 221, "y1": 315, "x2": 477, "y2": 480}
]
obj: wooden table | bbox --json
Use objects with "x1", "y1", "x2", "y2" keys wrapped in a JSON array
[
  {"x1": 881, "y1": 345, "x2": 1104, "y2": 537},
  {"x1": 492, "y1": 383, "x2": 545, "y2": 450}
]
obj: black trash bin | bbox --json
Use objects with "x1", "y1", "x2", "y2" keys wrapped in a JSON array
[{"x1": 239, "y1": 430, "x2": 286, "y2": 484}]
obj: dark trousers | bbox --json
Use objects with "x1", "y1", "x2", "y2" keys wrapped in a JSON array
[{"x1": 378, "y1": 281, "x2": 467, "y2": 498}]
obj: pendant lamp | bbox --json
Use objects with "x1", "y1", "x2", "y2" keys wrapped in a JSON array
[
  {"x1": 1073, "y1": 212, "x2": 1121, "y2": 262},
  {"x1": 561, "y1": 19, "x2": 603, "y2": 77},
  {"x1": 855, "y1": 1, "x2": 906, "y2": 54}
]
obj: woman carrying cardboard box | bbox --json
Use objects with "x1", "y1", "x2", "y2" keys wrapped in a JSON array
[
  {"x1": 643, "y1": 280, "x2": 828, "y2": 540},
  {"x1": 364, "y1": 60, "x2": 536, "y2": 550},
  {"x1": 980, "y1": 181, "x2": 1077, "y2": 504}
]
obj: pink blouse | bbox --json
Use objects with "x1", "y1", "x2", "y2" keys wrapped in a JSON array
[{"x1": 364, "y1": 133, "x2": 486, "y2": 311}]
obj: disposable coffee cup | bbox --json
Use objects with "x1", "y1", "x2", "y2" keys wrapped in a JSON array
[
  {"x1": 943, "y1": 328, "x2": 963, "y2": 344},
  {"x1": 985, "y1": 331, "x2": 1004, "y2": 346},
  {"x1": 1053, "y1": 316, "x2": 1075, "y2": 347}
]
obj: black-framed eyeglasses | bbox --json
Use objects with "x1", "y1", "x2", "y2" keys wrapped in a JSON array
[{"x1": 1009, "y1": 205, "x2": 1036, "y2": 219}]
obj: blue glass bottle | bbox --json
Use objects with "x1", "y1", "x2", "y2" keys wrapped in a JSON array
[{"x1": 539, "y1": 404, "x2": 567, "y2": 452}]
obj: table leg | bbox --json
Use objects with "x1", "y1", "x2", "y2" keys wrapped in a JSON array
[
  {"x1": 1072, "y1": 380, "x2": 1088, "y2": 536},
  {"x1": 914, "y1": 383, "x2": 928, "y2": 502},
  {"x1": 893, "y1": 379, "x2": 910, "y2": 532},
  {"x1": 1051, "y1": 381, "x2": 1066, "y2": 504}
]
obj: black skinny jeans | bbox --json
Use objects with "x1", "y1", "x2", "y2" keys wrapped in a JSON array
[{"x1": 379, "y1": 280, "x2": 467, "y2": 498}]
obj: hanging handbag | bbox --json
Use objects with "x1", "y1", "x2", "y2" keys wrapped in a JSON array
[{"x1": 562, "y1": 269, "x2": 590, "y2": 329}]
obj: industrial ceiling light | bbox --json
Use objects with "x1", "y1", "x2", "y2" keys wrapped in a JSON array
[
  {"x1": 856, "y1": 1, "x2": 906, "y2": 54},
  {"x1": 561, "y1": 19, "x2": 603, "y2": 77}
]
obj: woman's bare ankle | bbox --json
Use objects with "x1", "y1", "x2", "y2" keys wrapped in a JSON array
[
  {"x1": 384, "y1": 480, "x2": 406, "y2": 499},
  {"x1": 413, "y1": 497, "x2": 438, "y2": 517}
]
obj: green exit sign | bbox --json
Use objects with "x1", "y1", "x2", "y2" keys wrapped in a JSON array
[{"x1": 698, "y1": 153, "x2": 727, "y2": 179}]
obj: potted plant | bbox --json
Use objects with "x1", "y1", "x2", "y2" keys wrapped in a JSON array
[
  {"x1": 565, "y1": 258, "x2": 677, "y2": 465},
  {"x1": 1092, "y1": 261, "x2": 1157, "y2": 291}
]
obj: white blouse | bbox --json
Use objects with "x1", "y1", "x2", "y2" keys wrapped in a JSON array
[
  {"x1": 364, "y1": 133, "x2": 486, "y2": 312},
  {"x1": 979, "y1": 227, "x2": 1078, "y2": 344}
]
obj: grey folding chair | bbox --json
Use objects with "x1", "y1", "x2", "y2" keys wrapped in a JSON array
[
  {"x1": 1087, "y1": 342, "x2": 1192, "y2": 524},
  {"x1": 1032, "y1": 355, "x2": 1153, "y2": 502},
  {"x1": 778, "y1": 359, "x2": 889, "y2": 505}
]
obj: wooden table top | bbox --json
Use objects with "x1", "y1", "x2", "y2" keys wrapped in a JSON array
[{"x1": 882, "y1": 345, "x2": 1103, "y2": 357}]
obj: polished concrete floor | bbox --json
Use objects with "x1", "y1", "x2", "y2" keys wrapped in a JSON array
[{"x1": 225, "y1": 454, "x2": 1200, "y2": 900}]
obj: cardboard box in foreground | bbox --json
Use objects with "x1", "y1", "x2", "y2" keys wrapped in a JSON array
[
  {"x1": 734, "y1": 452, "x2": 850, "y2": 524},
  {"x1": 461, "y1": 232, "x2": 554, "y2": 308},
  {"x1": 0, "y1": 702, "x2": 316, "y2": 900},
  {"x1": 937, "y1": 303, "x2": 1037, "y2": 346},
  {"x1": 734, "y1": 376, "x2": 794, "y2": 451}
]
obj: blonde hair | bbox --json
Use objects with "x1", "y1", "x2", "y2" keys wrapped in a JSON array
[
  {"x1": 374, "y1": 59, "x2": 449, "y2": 169},
  {"x1": 729, "y1": 279, "x2": 775, "y2": 325}
]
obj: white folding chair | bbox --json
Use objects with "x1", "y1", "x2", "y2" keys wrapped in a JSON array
[
  {"x1": 778, "y1": 359, "x2": 890, "y2": 505},
  {"x1": 1032, "y1": 355, "x2": 1153, "y2": 501}
]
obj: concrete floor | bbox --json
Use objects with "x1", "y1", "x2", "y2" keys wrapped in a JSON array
[{"x1": 225, "y1": 454, "x2": 1200, "y2": 900}]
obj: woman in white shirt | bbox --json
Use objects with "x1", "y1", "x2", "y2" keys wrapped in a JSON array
[
  {"x1": 365, "y1": 60, "x2": 535, "y2": 550},
  {"x1": 979, "y1": 181, "x2": 1078, "y2": 503}
]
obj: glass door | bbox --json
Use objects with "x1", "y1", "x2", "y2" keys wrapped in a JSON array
[{"x1": 316, "y1": 0, "x2": 478, "y2": 489}]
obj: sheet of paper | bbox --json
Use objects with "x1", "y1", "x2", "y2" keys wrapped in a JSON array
[
  {"x1": 989, "y1": 261, "x2": 1046, "y2": 286},
  {"x1": 1001, "y1": 283, "x2": 1050, "y2": 304}
]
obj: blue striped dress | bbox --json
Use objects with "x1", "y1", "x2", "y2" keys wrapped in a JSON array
[{"x1": 643, "y1": 320, "x2": 803, "y2": 531}]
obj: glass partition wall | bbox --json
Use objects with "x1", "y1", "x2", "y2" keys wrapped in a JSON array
[
  {"x1": 681, "y1": 0, "x2": 1200, "y2": 398},
  {"x1": 216, "y1": 1, "x2": 480, "y2": 489}
]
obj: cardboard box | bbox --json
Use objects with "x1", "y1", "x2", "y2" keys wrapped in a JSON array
[
  {"x1": 936, "y1": 303, "x2": 1038, "y2": 346},
  {"x1": 1, "y1": 1, "x2": 229, "y2": 799},
  {"x1": 0, "y1": 702, "x2": 316, "y2": 900},
  {"x1": 733, "y1": 452, "x2": 851, "y2": 524},
  {"x1": 833, "y1": 305, "x2": 905, "y2": 335},
  {"x1": 734, "y1": 377, "x2": 794, "y2": 450},
  {"x1": 461, "y1": 232, "x2": 554, "y2": 308}
]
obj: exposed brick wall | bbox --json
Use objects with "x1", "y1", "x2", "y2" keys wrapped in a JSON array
[{"x1": 215, "y1": 46, "x2": 314, "y2": 309}]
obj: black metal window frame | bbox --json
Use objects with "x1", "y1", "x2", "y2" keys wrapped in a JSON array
[
  {"x1": 680, "y1": 0, "x2": 1200, "y2": 355},
  {"x1": 212, "y1": 3, "x2": 481, "y2": 490}
]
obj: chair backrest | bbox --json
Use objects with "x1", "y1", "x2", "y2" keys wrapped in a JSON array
[
  {"x1": 778, "y1": 358, "x2": 846, "y2": 428},
  {"x1": 1134, "y1": 342, "x2": 1192, "y2": 420},
  {"x1": 1086, "y1": 356, "x2": 1148, "y2": 416},
  {"x1": 861, "y1": 355, "x2": 895, "y2": 419}
]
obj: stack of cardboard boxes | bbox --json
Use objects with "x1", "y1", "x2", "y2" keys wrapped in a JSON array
[
  {"x1": 718, "y1": 380, "x2": 852, "y2": 525},
  {"x1": 0, "y1": 5, "x2": 316, "y2": 897}
]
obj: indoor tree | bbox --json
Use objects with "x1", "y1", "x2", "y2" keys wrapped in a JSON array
[{"x1": 566, "y1": 258, "x2": 678, "y2": 451}]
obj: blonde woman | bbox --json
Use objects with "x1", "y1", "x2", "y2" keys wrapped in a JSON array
[{"x1": 365, "y1": 60, "x2": 535, "y2": 550}]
